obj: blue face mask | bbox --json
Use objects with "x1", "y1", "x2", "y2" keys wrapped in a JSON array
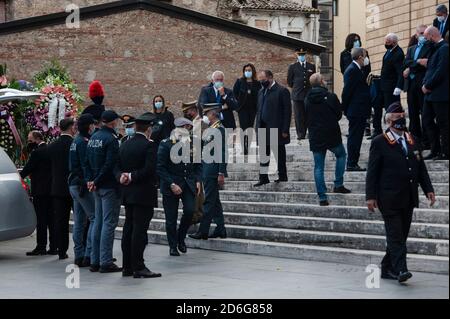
[
  {"x1": 353, "y1": 40, "x2": 361, "y2": 48},
  {"x1": 214, "y1": 81, "x2": 224, "y2": 89},
  {"x1": 125, "y1": 127, "x2": 135, "y2": 136},
  {"x1": 298, "y1": 55, "x2": 306, "y2": 63},
  {"x1": 154, "y1": 101, "x2": 164, "y2": 109},
  {"x1": 418, "y1": 36, "x2": 426, "y2": 45},
  {"x1": 244, "y1": 71, "x2": 253, "y2": 79}
]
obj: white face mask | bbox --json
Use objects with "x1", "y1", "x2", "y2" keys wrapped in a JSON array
[
  {"x1": 364, "y1": 57, "x2": 370, "y2": 66},
  {"x1": 202, "y1": 115, "x2": 210, "y2": 125},
  {"x1": 437, "y1": 15, "x2": 446, "y2": 23}
]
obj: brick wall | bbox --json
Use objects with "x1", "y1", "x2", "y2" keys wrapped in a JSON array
[
  {"x1": 0, "y1": 9, "x2": 295, "y2": 118},
  {"x1": 366, "y1": 0, "x2": 447, "y2": 74}
]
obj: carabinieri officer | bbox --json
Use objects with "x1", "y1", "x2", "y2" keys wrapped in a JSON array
[
  {"x1": 157, "y1": 117, "x2": 203, "y2": 256},
  {"x1": 366, "y1": 102, "x2": 436, "y2": 284},
  {"x1": 190, "y1": 103, "x2": 228, "y2": 240}
]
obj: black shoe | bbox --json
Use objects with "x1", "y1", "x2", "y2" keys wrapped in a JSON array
[
  {"x1": 209, "y1": 229, "x2": 227, "y2": 239},
  {"x1": 423, "y1": 153, "x2": 438, "y2": 160},
  {"x1": 99, "y1": 263, "x2": 123, "y2": 273},
  {"x1": 434, "y1": 154, "x2": 449, "y2": 161},
  {"x1": 381, "y1": 270, "x2": 398, "y2": 280},
  {"x1": 333, "y1": 186, "x2": 352, "y2": 194},
  {"x1": 347, "y1": 165, "x2": 366, "y2": 172},
  {"x1": 365, "y1": 129, "x2": 372, "y2": 137},
  {"x1": 169, "y1": 248, "x2": 180, "y2": 256},
  {"x1": 59, "y1": 254, "x2": 69, "y2": 260},
  {"x1": 47, "y1": 249, "x2": 58, "y2": 255},
  {"x1": 254, "y1": 179, "x2": 270, "y2": 187},
  {"x1": 398, "y1": 271, "x2": 413, "y2": 283},
  {"x1": 319, "y1": 200, "x2": 329, "y2": 207},
  {"x1": 81, "y1": 257, "x2": 91, "y2": 268},
  {"x1": 26, "y1": 248, "x2": 47, "y2": 256},
  {"x1": 275, "y1": 177, "x2": 288, "y2": 183},
  {"x1": 189, "y1": 232, "x2": 208, "y2": 240},
  {"x1": 134, "y1": 268, "x2": 162, "y2": 279},
  {"x1": 74, "y1": 258, "x2": 84, "y2": 267},
  {"x1": 178, "y1": 242, "x2": 187, "y2": 254},
  {"x1": 122, "y1": 269, "x2": 133, "y2": 277},
  {"x1": 89, "y1": 264, "x2": 100, "y2": 272}
]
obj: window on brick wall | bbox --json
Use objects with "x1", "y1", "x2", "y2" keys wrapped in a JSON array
[
  {"x1": 0, "y1": 0, "x2": 6, "y2": 23},
  {"x1": 254, "y1": 19, "x2": 269, "y2": 30}
]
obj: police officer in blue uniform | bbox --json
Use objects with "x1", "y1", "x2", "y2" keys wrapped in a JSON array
[
  {"x1": 85, "y1": 110, "x2": 122, "y2": 273},
  {"x1": 366, "y1": 102, "x2": 436, "y2": 284},
  {"x1": 157, "y1": 117, "x2": 202, "y2": 256},
  {"x1": 190, "y1": 103, "x2": 228, "y2": 240}
]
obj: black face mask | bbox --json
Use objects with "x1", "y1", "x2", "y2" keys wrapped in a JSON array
[
  {"x1": 261, "y1": 80, "x2": 271, "y2": 89},
  {"x1": 392, "y1": 117, "x2": 407, "y2": 131},
  {"x1": 26, "y1": 142, "x2": 38, "y2": 153},
  {"x1": 385, "y1": 44, "x2": 394, "y2": 50}
]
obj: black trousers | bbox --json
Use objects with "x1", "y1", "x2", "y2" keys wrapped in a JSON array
[
  {"x1": 32, "y1": 195, "x2": 56, "y2": 251},
  {"x1": 199, "y1": 178, "x2": 226, "y2": 235},
  {"x1": 163, "y1": 190, "x2": 195, "y2": 249},
  {"x1": 380, "y1": 206, "x2": 414, "y2": 275},
  {"x1": 347, "y1": 116, "x2": 367, "y2": 167},
  {"x1": 121, "y1": 204, "x2": 154, "y2": 272},
  {"x1": 407, "y1": 81, "x2": 427, "y2": 141},
  {"x1": 423, "y1": 100, "x2": 449, "y2": 156},
  {"x1": 238, "y1": 108, "x2": 257, "y2": 154},
  {"x1": 293, "y1": 100, "x2": 307, "y2": 139},
  {"x1": 53, "y1": 196, "x2": 72, "y2": 257},
  {"x1": 259, "y1": 143, "x2": 287, "y2": 180}
]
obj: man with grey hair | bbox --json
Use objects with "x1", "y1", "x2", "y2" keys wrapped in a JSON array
[
  {"x1": 402, "y1": 24, "x2": 433, "y2": 147},
  {"x1": 422, "y1": 26, "x2": 449, "y2": 160},
  {"x1": 377, "y1": 33, "x2": 405, "y2": 137},
  {"x1": 342, "y1": 47, "x2": 371, "y2": 171},
  {"x1": 433, "y1": 4, "x2": 449, "y2": 37},
  {"x1": 198, "y1": 70, "x2": 239, "y2": 129}
]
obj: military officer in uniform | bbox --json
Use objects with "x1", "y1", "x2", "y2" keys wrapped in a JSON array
[
  {"x1": 288, "y1": 48, "x2": 316, "y2": 141},
  {"x1": 116, "y1": 112, "x2": 161, "y2": 279},
  {"x1": 157, "y1": 117, "x2": 203, "y2": 256},
  {"x1": 120, "y1": 115, "x2": 136, "y2": 144},
  {"x1": 190, "y1": 103, "x2": 228, "y2": 240},
  {"x1": 366, "y1": 102, "x2": 436, "y2": 284},
  {"x1": 182, "y1": 101, "x2": 206, "y2": 225}
]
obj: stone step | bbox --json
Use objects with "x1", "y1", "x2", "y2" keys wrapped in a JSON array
[
  {"x1": 147, "y1": 209, "x2": 448, "y2": 240},
  {"x1": 226, "y1": 161, "x2": 449, "y2": 172},
  {"x1": 112, "y1": 227, "x2": 450, "y2": 274},
  {"x1": 116, "y1": 217, "x2": 449, "y2": 257},
  {"x1": 223, "y1": 171, "x2": 449, "y2": 183},
  {"x1": 155, "y1": 199, "x2": 449, "y2": 224},
  {"x1": 210, "y1": 191, "x2": 449, "y2": 210},
  {"x1": 221, "y1": 181, "x2": 450, "y2": 196}
]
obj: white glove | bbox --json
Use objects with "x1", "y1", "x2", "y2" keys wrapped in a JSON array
[{"x1": 393, "y1": 88, "x2": 402, "y2": 96}]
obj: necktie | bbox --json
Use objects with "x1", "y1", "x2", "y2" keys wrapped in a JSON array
[
  {"x1": 398, "y1": 137, "x2": 408, "y2": 155},
  {"x1": 216, "y1": 91, "x2": 221, "y2": 104},
  {"x1": 441, "y1": 21, "x2": 445, "y2": 35},
  {"x1": 410, "y1": 45, "x2": 422, "y2": 79}
]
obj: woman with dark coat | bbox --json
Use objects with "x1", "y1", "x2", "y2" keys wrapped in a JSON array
[
  {"x1": 150, "y1": 95, "x2": 175, "y2": 145},
  {"x1": 340, "y1": 33, "x2": 372, "y2": 78},
  {"x1": 233, "y1": 63, "x2": 261, "y2": 154}
]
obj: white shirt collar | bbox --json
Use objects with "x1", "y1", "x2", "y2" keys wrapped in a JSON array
[
  {"x1": 352, "y1": 60, "x2": 362, "y2": 70},
  {"x1": 270, "y1": 81, "x2": 276, "y2": 89},
  {"x1": 60, "y1": 133, "x2": 73, "y2": 138},
  {"x1": 135, "y1": 132, "x2": 148, "y2": 138},
  {"x1": 390, "y1": 129, "x2": 405, "y2": 141},
  {"x1": 38, "y1": 141, "x2": 46, "y2": 146}
]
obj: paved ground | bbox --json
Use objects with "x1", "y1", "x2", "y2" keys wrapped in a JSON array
[{"x1": 0, "y1": 235, "x2": 448, "y2": 299}]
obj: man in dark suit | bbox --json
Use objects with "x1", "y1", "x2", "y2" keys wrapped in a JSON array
[
  {"x1": 375, "y1": 33, "x2": 405, "y2": 136},
  {"x1": 157, "y1": 118, "x2": 202, "y2": 256},
  {"x1": 366, "y1": 102, "x2": 435, "y2": 283},
  {"x1": 433, "y1": 4, "x2": 449, "y2": 37},
  {"x1": 422, "y1": 26, "x2": 449, "y2": 160},
  {"x1": 254, "y1": 70, "x2": 292, "y2": 186},
  {"x1": 288, "y1": 48, "x2": 316, "y2": 140},
  {"x1": 190, "y1": 103, "x2": 228, "y2": 240},
  {"x1": 342, "y1": 48, "x2": 371, "y2": 171},
  {"x1": 116, "y1": 113, "x2": 161, "y2": 279},
  {"x1": 47, "y1": 118, "x2": 75, "y2": 260},
  {"x1": 20, "y1": 131, "x2": 55, "y2": 256},
  {"x1": 402, "y1": 24, "x2": 433, "y2": 145},
  {"x1": 198, "y1": 71, "x2": 239, "y2": 130}
]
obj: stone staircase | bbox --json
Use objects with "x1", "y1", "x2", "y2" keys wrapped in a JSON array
[{"x1": 77, "y1": 120, "x2": 450, "y2": 274}]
